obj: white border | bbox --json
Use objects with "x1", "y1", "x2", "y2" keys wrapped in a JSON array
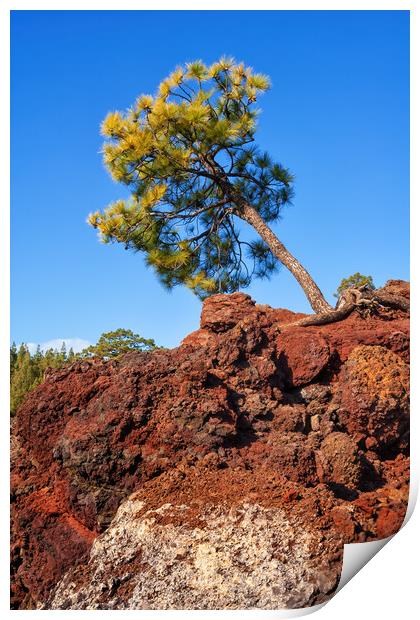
[{"x1": 2, "y1": 2, "x2": 417, "y2": 618}]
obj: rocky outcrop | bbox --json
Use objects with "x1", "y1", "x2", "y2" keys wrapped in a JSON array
[
  {"x1": 333, "y1": 345, "x2": 409, "y2": 453},
  {"x1": 10, "y1": 280, "x2": 410, "y2": 610}
]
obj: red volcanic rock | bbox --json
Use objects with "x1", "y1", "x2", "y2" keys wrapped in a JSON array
[
  {"x1": 379, "y1": 279, "x2": 410, "y2": 300},
  {"x1": 264, "y1": 432, "x2": 319, "y2": 485},
  {"x1": 376, "y1": 506, "x2": 406, "y2": 539},
  {"x1": 10, "y1": 281, "x2": 410, "y2": 609},
  {"x1": 330, "y1": 505, "x2": 356, "y2": 540},
  {"x1": 276, "y1": 330, "x2": 331, "y2": 387},
  {"x1": 333, "y1": 345, "x2": 409, "y2": 453},
  {"x1": 315, "y1": 432, "x2": 364, "y2": 490},
  {"x1": 200, "y1": 292, "x2": 257, "y2": 332}
]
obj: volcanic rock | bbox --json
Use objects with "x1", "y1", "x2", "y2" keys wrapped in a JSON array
[
  {"x1": 276, "y1": 331, "x2": 331, "y2": 387},
  {"x1": 333, "y1": 345, "x2": 409, "y2": 453},
  {"x1": 10, "y1": 280, "x2": 410, "y2": 610},
  {"x1": 315, "y1": 432, "x2": 364, "y2": 491}
]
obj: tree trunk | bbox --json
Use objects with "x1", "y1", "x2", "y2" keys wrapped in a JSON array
[{"x1": 239, "y1": 202, "x2": 332, "y2": 313}]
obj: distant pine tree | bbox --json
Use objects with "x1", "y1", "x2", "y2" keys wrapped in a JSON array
[
  {"x1": 10, "y1": 342, "x2": 17, "y2": 379},
  {"x1": 59, "y1": 341, "x2": 67, "y2": 362},
  {"x1": 10, "y1": 345, "x2": 40, "y2": 415},
  {"x1": 79, "y1": 328, "x2": 158, "y2": 359},
  {"x1": 10, "y1": 329, "x2": 160, "y2": 414},
  {"x1": 10, "y1": 344, "x2": 66, "y2": 415}
]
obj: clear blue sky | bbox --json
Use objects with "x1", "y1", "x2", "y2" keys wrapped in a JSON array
[{"x1": 11, "y1": 10, "x2": 409, "y2": 350}]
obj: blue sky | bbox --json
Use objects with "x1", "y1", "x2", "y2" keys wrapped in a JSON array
[{"x1": 11, "y1": 10, "x2": 409, "y2": 350}]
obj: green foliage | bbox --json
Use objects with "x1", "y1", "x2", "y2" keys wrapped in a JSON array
[
  {"x1": 10, "y1": 342, "x2": 17, "y2": 378},
  {"x1": 79, "y1": 328, "x2": 158, "y2": 359},
  {"x1": 10, "y1": 343, "x2": 71, "y2": 415},
  {"x1": 334, "y1": 272, "x2": 375, "y2": 298},
  {"x1": 10, "y1": 329, "x2": 159, "y2": 414},
  {"x1": 89, "y1": 57, "x2": 294, "y2": 299}
]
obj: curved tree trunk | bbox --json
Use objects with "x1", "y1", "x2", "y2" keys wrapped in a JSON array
[{"x1": 239, "y1": 202, "x2": 332, "y2": 313}]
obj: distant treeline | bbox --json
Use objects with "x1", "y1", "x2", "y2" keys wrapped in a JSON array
[
  {"x1": 10, "y1": 329, "x2": 159, "y2": 415},
  {"x1": 10, "y1": 343, "x2": 76, "y2": 415}
]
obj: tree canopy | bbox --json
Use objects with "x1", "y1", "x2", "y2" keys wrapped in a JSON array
[
  {"x1": 88, "y1": 57, "x2": 332, "y2": 313},
  {"x1": 80, "y1": 328, "x2": 158, "y2": 359},
  {"x1": 10, "y1": 342, "x2": 75, "y2": 415},
  {"x1": 88, "y1": 58, "x2": 298, "y2": 297},
  {"x1": 10, "y1": 329, "x2": 159, "y2": 414}
]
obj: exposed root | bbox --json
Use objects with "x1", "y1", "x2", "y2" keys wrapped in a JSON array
[{"x1": 281, "y1": 287, "x2": 409, "y2": 329}]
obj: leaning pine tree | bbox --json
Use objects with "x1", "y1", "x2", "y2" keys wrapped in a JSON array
[{"x1": 89, "y1": 57, "x2": 333, "y2": 313}]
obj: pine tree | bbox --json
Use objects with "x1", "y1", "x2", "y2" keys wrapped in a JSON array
[
  {"x1": 33, "y1": 344, "x2": 42, "y2": 366},
  {"x1": 89, "y1": 57, "x2": 332, "y2": 313},
  {"x1": 59, "y1": 341, "x2": 67, "y2": 363},
  {"x1": 10, "y1": 327, "x2": 161, "y2": 414},
  {"x1": 10, "y1": 345, "x2": 40, "y2": 415},
  {"x1": 334, "y1": 273, "x2": 375, "y2": 298},
  {"x1": 41, "y1": 348, "x2": 64, "y2": 373},
  {"x1": 80, "y1": 328, "x2": 158, "y2": 359},
  {"x1": 10, "y1": 344, "x2": 67, "y2": 414},
  {"x1": 10, "y1": 342, "x2": 17, "y2": 379}
]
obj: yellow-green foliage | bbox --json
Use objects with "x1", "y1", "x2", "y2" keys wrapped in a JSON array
[
  {"x1": 99, "y1": 75, "x2": 260, "y2": 184},
  {"x1": 10, "y1": 343, "x2": 74, "y2": 415},
  {"x1": 89, "y1": 57, "x2": 293, "y2": 299},
  {"x1": 79, "y1": 328, "x2": 158, "y2": 359},
  {"x1": 10, "y1": 329, "x2": 160, "y2": 414},
  {"x1": 95, "y1": 57, "x2": 268, "y2": 218}
]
